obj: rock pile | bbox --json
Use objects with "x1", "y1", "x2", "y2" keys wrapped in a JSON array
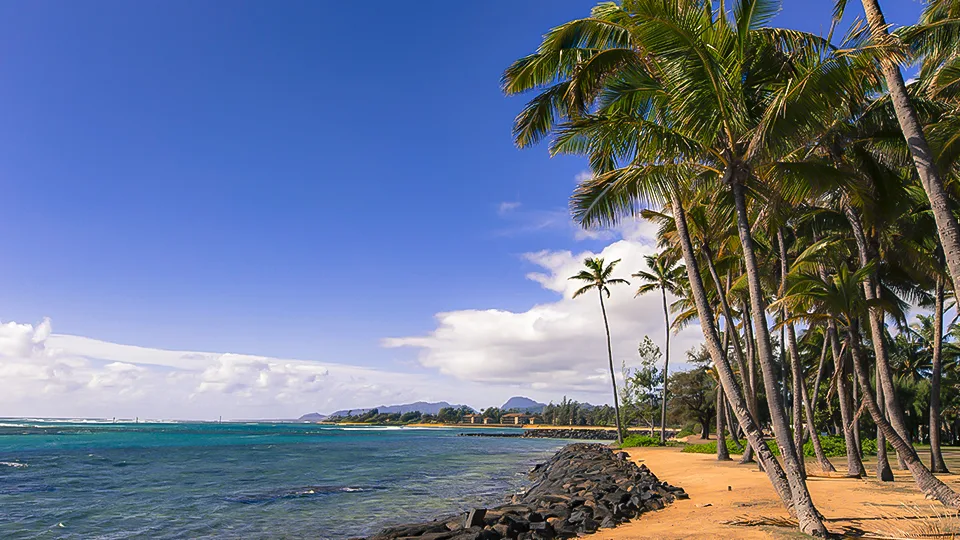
[{"x1": 362, "y1": 443, "x2": 686, "y2": 540}]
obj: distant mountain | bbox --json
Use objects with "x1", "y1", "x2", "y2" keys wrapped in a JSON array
[
  {"x1": 326, "y1": 401, "x2": 474, "y2": 418},
  {"x1": 298, "y1": 413, "x2": 328, "y2": 421},
  {"x1": 501, "y1": 396, "x2": 546, "y2": 413}
]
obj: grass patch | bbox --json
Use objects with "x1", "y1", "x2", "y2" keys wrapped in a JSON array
[{"x1": 619, "y1": 434, "x2": 685, "y2": 449}]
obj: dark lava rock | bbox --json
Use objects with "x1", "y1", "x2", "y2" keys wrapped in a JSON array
[{"x1": 363, "y1": 443, "x2": 684, "y2": 539}]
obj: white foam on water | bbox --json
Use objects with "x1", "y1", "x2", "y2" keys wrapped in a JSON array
[
  {"x1": 339, "y1": 426, "x2": 404, "y2": 431},
  {"x1": 0, "y1": 462, "x2": 27, "y2": 468},
  {"x1": 0, "y1": 423, "x2": 27, "y2": 428}
]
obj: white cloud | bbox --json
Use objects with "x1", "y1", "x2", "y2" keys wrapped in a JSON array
[
  {"x1": 498, "y1": 201, "x2": 522, "y2": 215},
  {"x1": 385, "y1": 227, "x2": 704, "y2": 401},
  {"x1": 0, "y1": 320, "x2": 505, "y2": 420}
]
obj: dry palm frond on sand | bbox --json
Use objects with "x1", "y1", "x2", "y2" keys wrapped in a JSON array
[
  {"x1": 840, "y1": 504, "x2": 960, "y2": 539},
  {"x1": 721, "y1": 515, "x2": 798, "y2": 528}
]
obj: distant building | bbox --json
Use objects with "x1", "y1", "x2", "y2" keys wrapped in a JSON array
[
  {"x1": 463, "y1": 414, "x2": 482, "y2": 424},
  {"x1": 502, "y1": 413, "x2": 538, "y2": 425}
]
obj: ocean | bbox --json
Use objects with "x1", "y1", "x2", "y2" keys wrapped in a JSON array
[{"x1": 0, "y1": 421, "x2": 567, "y2": 539}]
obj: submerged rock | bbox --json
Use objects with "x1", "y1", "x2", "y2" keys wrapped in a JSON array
[{"x1": 365, "y1": 443, "x2": 685, "y2": 539}]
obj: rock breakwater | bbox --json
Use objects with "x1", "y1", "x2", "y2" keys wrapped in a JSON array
[{"x1": 363, "y1": 443, "x2": 686, "y2": 539}]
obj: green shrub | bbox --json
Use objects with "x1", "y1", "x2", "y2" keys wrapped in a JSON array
[
  {"x1": 802, "y1": 436, "x2": 891, "y2": 457},
  {"x1": 681, "y1": 439, "x2": 777, "y2": 455},
  {"x1": 620, "y1": 434, "x2": 661, "y2": 448},
  {"x1": 803, "y1": 435, "x2": 846, "y2": 457}
]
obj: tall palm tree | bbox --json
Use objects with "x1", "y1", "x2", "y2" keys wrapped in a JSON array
[
  {"x1": 854, "y1": 0, "x2": 960, "y2": 305},
  {"x1": 503, "y1": 1, "x2": 839, "y2": 532},
  {"x1": 633, "y1": 252, "x2": 685, "y2": 444},
  {"x1": 777, "y1": 263, "x2": 960, "y2": 505},
  {"x1": 570, "y1": 257, "x2": 630, "y2": 444}
]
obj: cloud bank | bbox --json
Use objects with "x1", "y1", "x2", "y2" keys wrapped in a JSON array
[{"x1": 0, "y1": 320, "x2": 470, "y2": 420}]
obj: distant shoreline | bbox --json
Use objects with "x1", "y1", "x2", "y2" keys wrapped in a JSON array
[{"x1": 322, "y1": 421, "x2": 668, "y2": 434}]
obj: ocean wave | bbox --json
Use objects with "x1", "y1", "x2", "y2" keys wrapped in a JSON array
[
  {"x1": 337, "y1": 426, "x2": 449, "y2": 431},
  {"x1": 0, "y1": 423, "x2": 27, "y2": 428},
  {"x1": 226, "y1": 485, "x2": 380, "y2": 504},
  {"x1": 0, "y1": 461, "x2": 27, "y2": 468},
  {"x1": 338, "y1": 426, "x2": 405, "y2": 431}
]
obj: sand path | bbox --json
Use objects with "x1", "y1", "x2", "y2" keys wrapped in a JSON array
[{"x1": 583, "y1": 445, "x2": 960, "y2": 539}]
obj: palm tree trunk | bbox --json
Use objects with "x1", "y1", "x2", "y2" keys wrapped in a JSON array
[
  {"x1": 875, "y1": 337, "x2": 894, "y2": 482},
  {"x1": 852, "y1": 364, "x2": 862, "y2": 456},
  {"x1": 860, "y1": 0, "x2": 960, "y2": 308},
  {"x1": 777, "y1": 230, "x2": 808, "y2": 478},
  {"x1": 741, "y1": 297, "x2": 759, "y2": 466},
  {"x1": 705, "y1": 248, "x2": 752, "y2": 452},
  {"x1": 848, "y1": 324, "x2": 960, "y2": 506},
  {"x1": 827, "y1": 321, "x2": 867, "y2": 478},
  {"x1": 727, "y1": 396, "x2": 743, "y2": 447},
  {"x1": 931, "y1": 277, "x2": 950, "y2": 473},
  {"x1": 660, "y1": 287, "x2": 671, "y2": 445},
  {"x1": 812, "y1": 337, "x2": 830, "y2": 414},
  {"x1": 844, "y1": 203, "x2": 911, "y2": 468},
  {"x1": 598, "y1": 290, "x2": 623, "y2": 444},
  {"x1": 670, "y1": 189, "x2": 796, "y2": 513},
  {"x1": 828, "y1": 320, "x2": 866, "y2": 477},
  {"x1": 786, "y1": 319, "x2": 835, "y2": 473},
  {"x1": 704, "y1": 245, "x2": 751, "y2": 396},
  {"x1": 723, "y1": 320, "x2": 745, "y2": 450},
  {"x1": 799, "y1": 363, "x2": 836, "y2": 472},
  {"x1": 717, "y1": 387, "x2": 731, "y2": 460},
  {"x1": 731, "y1": 181, "x2": 827, "y2": 537}
]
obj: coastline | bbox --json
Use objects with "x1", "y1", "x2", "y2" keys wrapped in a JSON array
[
  {"x1": 362, "y1": 443, "x2": 686, "y2": 539},
  {"x1": 324, "y1": 422, "x2": 671, "y2": 441}
]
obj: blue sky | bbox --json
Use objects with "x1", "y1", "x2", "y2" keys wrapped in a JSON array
[{"x1": 0, "y1": 1, "x2": 927, "y2": 417}]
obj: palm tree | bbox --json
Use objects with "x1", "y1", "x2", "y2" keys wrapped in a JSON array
[
  {"x1": 777, "y1": 263, "x2": 960, "y2": 505},
  {"x1": 633, "y1": 252, "x2": 685, "y2": 444},
  {"x1": 569, "y1": 257, "x2": 630, "y2": 444},
  {"x1": 503, "y1": 2, "x2": 836, "y2": 531},
  {"x1": 854, "y1": 0, "x2": 960, "y2": 306}
]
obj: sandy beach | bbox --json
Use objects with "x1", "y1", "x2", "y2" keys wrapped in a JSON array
[{"x1": 582, "y1": 443, "x2": 960, "y2": 539}]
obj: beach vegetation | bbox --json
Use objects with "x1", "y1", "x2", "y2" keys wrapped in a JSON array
[
  {"x1": 619, "y1": 434, "x2": 663, "y2": 448},
  {"x1": 620, "y1": 336, "x2": 664, "y2": 433},
  {"x1": 504, "y1": 0, "x2": 960, "y2": 533},
  {"x1": 667, "y1": 349, "x2": 717, "y2": 440}
]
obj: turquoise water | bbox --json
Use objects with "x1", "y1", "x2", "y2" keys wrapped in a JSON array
[{"x1": 0, "y1": 421, "x2": 566, "y2": 539}]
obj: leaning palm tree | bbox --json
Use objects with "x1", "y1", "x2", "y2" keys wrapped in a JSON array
[
  {"x1": 853, "y1": 0, "x2": 960, "y2": 305},
  {"x1": 633, "y1": 252, "x2": 685, "y2": 444},
  {"x1": 570, "y1": 257, "x2": 630, "y2": 443}
]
